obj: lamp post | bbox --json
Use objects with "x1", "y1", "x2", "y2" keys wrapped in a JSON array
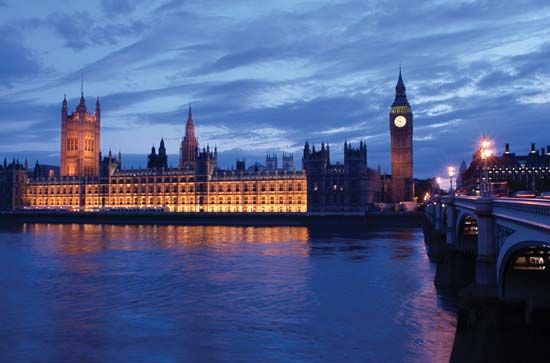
[
  {"x1": 479, "y1": 138, "x2": 493, "y2": 199},
  {"x1": 447, "y1": 166, "x2": 456, "y2": 194}
]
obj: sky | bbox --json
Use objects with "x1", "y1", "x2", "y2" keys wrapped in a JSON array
[{"x1": 0, "y1": 0, "x2": 549, "y2": 178}]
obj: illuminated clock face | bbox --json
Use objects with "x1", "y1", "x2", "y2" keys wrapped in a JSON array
[{"x1": 394, "y1": 115, "x2": 407, "y2": 128}]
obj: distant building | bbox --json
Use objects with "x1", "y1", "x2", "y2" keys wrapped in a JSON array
[
  {"x1": 236, "y1": 159, "x2": 246, "y2": 172},
  {"x1": 266, "y1": 153, "x2": 278, "y2": 171},
  {"x1": 100, "y1": 150, "x2": 121, "y2": 177},
  {"x1": 32, "y1": 161, "x2": 59, "y2": 179},
  {"x1": 455, "y1": 160, "x2": 467, "y2": 190},
  {"x1": 302, "y1": 141, "x2": 369, "y2": 214},
  {"x1": 147, "y1": 139, "x2": 168, "y2": 170},
  {"x1": 461, "y1": 142, "x2": 550, "y2": 195},
  {"x1": 282, "y1": 152, "x2": 295, "y2": 171},
  {"x1": 0, "y1": 159, "x2": 27, "y2": 211}
]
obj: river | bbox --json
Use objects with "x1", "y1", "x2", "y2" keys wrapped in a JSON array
[{"x1": 0, "y1": 223, "x2": 457, "y2": 362}]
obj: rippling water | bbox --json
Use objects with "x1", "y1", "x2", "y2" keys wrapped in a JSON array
[{"x1": 0, "y1": 223, "x2": 457, "y2": 362}]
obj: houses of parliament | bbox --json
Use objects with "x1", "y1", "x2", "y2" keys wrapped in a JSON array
[{"x1": 0, "y1": 71, "x2": 415, "y2": 214}]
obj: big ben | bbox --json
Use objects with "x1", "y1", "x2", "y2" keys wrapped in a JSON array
[{"x1": 389, "y1": 68, "x2": 414, "y2": 202}]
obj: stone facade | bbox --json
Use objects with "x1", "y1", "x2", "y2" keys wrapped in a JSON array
[
  {"x1": 60, "y1": 92, "x2": 100, "y2": 177},
  {"x1": 302, "y1": 141, "x2": 369, "y2": 214}
]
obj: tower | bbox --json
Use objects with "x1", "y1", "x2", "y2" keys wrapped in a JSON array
[
  {"x1": 302, "y1": 142, "x2": 330, "y2": 212},
  {"x1": 60, "y1": 78, "x2": 101, "y2": 177},
  {"x1": 179, "y1": 104, "x2": 199, "y2": 169},
  {"x1": 158, "y1": 138, "x2": 168, "y2": 169},
  {"x1": 266, "y1": 153, "x2": 278, "y2": 171},
  {"x1": 147, "y1": 145, "x2": 157, "y2": 169},
  {"x1": 344, "y1": 141, "x2": 368, "y2": 210},
  {"x1": 389, "y1": 67, "x2": 414, "y2": 202},
  {"x1": 282, "y1": 152, "x2": 295, "y2": 171}
]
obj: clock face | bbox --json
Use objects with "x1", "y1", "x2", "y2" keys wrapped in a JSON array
[{"x1": 394, "y1": 115, "x2": 407, "y2": 128}]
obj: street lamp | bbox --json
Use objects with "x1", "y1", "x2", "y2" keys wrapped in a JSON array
[
  {"x1": 479, "y1": 138, "x2": 493, "y2": 199},
  {"x1": 448, "y1": 166, "x2": 456, "y2": 193}
]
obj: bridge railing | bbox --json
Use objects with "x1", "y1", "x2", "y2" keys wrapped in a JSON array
[{"x1": 492, "y1": 198, "x2": 550, "y2": 231}]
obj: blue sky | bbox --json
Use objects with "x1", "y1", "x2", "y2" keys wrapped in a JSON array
[{"x1": 1, "y1": 0, "x2": 549, "y2": 178}]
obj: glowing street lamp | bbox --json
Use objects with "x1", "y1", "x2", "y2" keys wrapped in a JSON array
[{"x1": 479, "y1": 137, "x2": 493, "y2": 198}]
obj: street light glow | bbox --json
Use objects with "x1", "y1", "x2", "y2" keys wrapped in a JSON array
[{"x1": 448, "y1": 166, "x2": 456, "y2": 177}]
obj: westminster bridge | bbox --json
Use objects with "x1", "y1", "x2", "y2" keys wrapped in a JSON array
[{"x1": 425, "y1": 195, "x2": 550, "y2": 306}]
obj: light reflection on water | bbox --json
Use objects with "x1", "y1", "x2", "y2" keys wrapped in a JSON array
[{"x1": 0, "y1": 223, "x2": 456, "y2": 362}]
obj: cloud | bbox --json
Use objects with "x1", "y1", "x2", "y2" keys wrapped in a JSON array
[
  {"x1": 100, "y1": 0, "x2": 145, "y2": 15},
  {"x1": 0, "y1": 26, "x2": 42, "y2": 85},
  {"x1": 43, "y1": 11, "x2": 148, "y2": 50}
]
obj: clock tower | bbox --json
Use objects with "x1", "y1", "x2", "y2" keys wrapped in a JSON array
[{"x1": 389, "y1": 67, "x2": 414, "y2": 202}]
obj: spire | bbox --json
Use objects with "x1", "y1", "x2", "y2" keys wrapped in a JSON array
[
  {"x1": 95, "y1": 96, "x2": 100, "y2": 119},
  {"x1": 77, "y1": 73, "x2": 87, "y2": 113},
  {"x1": 62, "y1": 94, "x2": 68, "y2": 120},
  {"x1": 185, "y1": 103, "x2": 196, "y2": 139},
  {"x1": 392, "y1": 65, "x2": 410, "y2": 108},
  {"x1": 396, "y1": 65, "x2": 405, "y2": 94}
]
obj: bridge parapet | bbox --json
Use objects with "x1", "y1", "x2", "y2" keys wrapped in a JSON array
[{"x1": 492, "y1": 198, "x2": 550, "y2": 232}]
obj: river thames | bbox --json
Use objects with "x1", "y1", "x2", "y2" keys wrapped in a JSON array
[{"x1": 0, "y1": 223, "x2": 457, "y2": 362}]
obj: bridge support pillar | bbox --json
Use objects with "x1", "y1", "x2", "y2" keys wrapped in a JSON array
[
  {"x1": 445, "y1": 194, "x2": 456, "y2": 246},
  {"x1": 475, "y1": 198, "x2": 496, "y2": 287},
  {"x1": 434, "y1": 196, "x2": 443, "y2": 233}
]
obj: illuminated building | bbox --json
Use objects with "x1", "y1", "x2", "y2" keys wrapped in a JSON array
[
  {"x1": 460, "y1": 143, "x2": 550, "y2": 195},
  {"x1": 20, "y1": 98, "x2": 308, "y2": 213}
]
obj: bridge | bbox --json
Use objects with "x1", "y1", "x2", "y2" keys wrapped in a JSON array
[{"x1": 425, "y1": 195, "x2": 550, "y2": 307}]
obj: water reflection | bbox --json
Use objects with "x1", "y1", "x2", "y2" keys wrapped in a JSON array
[{"x1": 0, "y1": 223, "x2": 457, "y2": 362}]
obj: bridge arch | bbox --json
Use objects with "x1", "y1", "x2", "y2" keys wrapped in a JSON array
[
  {"x1": 498, "y1": 238, "x2": 550, "y2": 303},
  {"x1": 455, "y1": 211, "x2": 478, "y2": 254}
]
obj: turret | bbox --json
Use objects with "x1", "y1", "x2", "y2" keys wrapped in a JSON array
[
  {"x1": 76, "y1": 74, "x2": 87, "y2": 114},
  {"x1": 62, "y1": 94, "x2": 68, "y2": 121},
  {"x1": 95, "y1": 97, "x2": 101, "y2": 120},
  {"x1": 158, "y1": 138, "x2": 167, "y2": 169}
]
